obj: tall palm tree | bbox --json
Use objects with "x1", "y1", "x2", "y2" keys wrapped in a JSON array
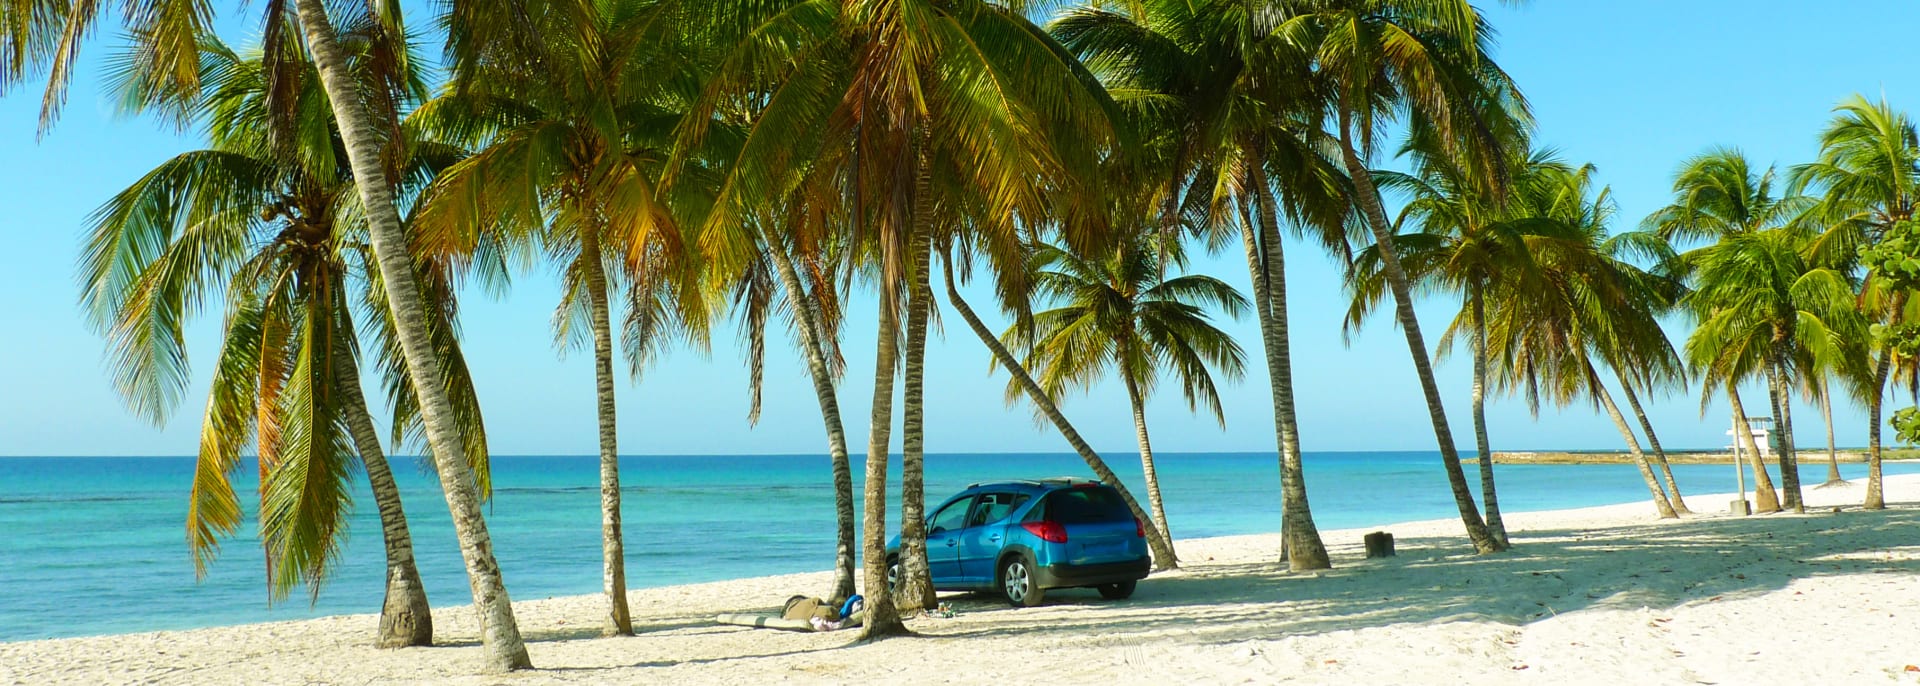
[
  {"x1": 687, "y1": 0, "x2": 1121, "y2": 635},
  {"x1": 1790, "y1": 95, "x2": 1920, "y2": 509},
  {"x1": 1645, "y1": 147, "x2": 1809, "y2": 513},
  {"x1": 77, "y1": 30, "x2": 482, "y2": 648},
  {"x1": 1001, "y1": 237, "x2": 1249, "y2": 551},
  {"x1": 1683, "y1": 230, "x2": 1864, "y2": 513},
  {"x1": 1050, "y1": 0, "x2": 1347, "y2": 570},
  {"x1": 417, "y1": 0, "x2": 713, "y2": 637},
  {"x1": 1280, "y1": 0, "x2": 1525, "y2": 554}
]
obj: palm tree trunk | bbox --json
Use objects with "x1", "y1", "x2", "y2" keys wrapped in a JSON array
[
  {"x1": 942, "y1": 257, "x2": 1177, "y2": 568},
  {"x1": 1615, "y1": 371, "x2": 1691, "y2": 514},
  {"x1": 896, "y1": 229, "x2": 936, "y2": 613},
  {"x1": 291, "y1": 0, "x2": 530, "y2": 669},
  {"x1": 1766, "y1": 347, "x2": 1805, "y2": 512},
  {"x1": 1589, "y1": 367, "x2": 1677, "y2": 518},
  {"x1": 857, "y1": 275, "x2": 907, "y2": 640},
  {"x1": 1467, "y1": 285, "x2": 1508, "y2": 545},
  {"x1": 1336, "y1": 128, "x2": 1501, "y2": 553},
  {"x1": 336, "y1": 337, "x2": 431, "y2": 648},
  {"x1": 580, "y1": 234, "x2": 632, "y2": 636},
  {"x1": 1867, "y1": 349, "x2": 1891, "y2": 509},
  {"x1": 1820, "y1": 379, "x2": 1845, "y2": 487},
  {"x1": 1122, "y1": 370, "x2": 1173, "y2": 550},
  {"x1": 1729, "y1": 387, "x2": 1782, "y2": 513},
  {"x1": 763, "y1": 239, "x2": 856, "y2": 602},
  {"x1": 1245, "y1": 165, "x2": 1331, "y2": 570}
]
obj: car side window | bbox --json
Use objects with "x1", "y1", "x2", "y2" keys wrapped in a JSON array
[
  {"x1": 929, "y1": 497, "x2": 974, "y2": 534},
  {"x1": 966, "y1": 492, "x2": 1029, "y2": 528}
]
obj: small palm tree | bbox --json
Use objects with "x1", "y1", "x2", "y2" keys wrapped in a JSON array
[
  {"x1": 1790, "y1": 95, "x2": 1920, "y2": 509},
  {"x1": 1644, "y1": 147, "x2": 1808, "y2": 513},
  {"x1": 1001, "y1": 238, "x2": 1248, "y2": 551},
  {"x1": 1682, "y1": 230, "x2": 1864, "y2": 513}
]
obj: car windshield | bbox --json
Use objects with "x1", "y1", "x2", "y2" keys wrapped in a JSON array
[{"x1": 1043, "y1": 487, "x2": 1132, "y2": 524}]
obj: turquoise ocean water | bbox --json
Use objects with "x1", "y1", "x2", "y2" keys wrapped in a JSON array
[{"x1": 0, "y1": 451, "x2": 1910, "y2": 642}]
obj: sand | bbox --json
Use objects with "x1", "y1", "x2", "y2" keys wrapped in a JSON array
[{"x1": 7, "y1": 475, "x2": 1920, "y2": 685}]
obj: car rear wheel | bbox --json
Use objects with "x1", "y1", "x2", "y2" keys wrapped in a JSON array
[
  {"x1": 1096, "y1": 580, "x2": 1136, "y2": 600},
  {"x1": 886, "y1": 557, "x2": 900, "y2": 592},
  {"x1": 1000, "y1": 556, "x2": 1046, "y2": 607}
]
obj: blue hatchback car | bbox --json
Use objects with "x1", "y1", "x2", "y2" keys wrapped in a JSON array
[{"x1": 887, "y1": 477, "x2": 1150, "y2": 606}]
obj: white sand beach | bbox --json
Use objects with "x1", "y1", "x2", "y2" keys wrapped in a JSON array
[{"x1": 7, "y1": 474, "x2": 1920, "y2": 686}]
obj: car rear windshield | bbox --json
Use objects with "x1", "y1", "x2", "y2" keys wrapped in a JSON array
[{"x1": 1040, "y1": 487, "x2": 1133, "y2": 524}]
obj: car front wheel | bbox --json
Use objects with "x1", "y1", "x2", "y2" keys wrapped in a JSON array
[
  {"x1": 1097, "y1": 580, "x2": 1136, "y2": 600},
  {"x1": 886, "y1": 557, "x2": 900, "y2": 592},
  {"x1": 1000, "y1": 556, "x2": 1046, "y2": 607}
]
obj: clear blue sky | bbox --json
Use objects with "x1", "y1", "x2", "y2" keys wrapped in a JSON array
[{"x1": 1, "y1": 1, "x2": 1915, "y2": 457}]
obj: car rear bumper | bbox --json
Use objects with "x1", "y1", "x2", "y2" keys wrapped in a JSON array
[{"x1": 1034, "y1": 557, "x2": 1150, "y2": 589}]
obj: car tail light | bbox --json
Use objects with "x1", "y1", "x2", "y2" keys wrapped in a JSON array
[
  {"x1": 1134, "y1": 517, "x2": 1145, "y2": 538},
  {"x1": 1022, "y1": 520, "x2": 1068, "y2": 543}
]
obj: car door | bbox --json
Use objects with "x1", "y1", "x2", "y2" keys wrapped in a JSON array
[
  {"x1": 923, "y1": 495, "x2": 974, "y2": 586},
  {"x1": 957, "y1": 492, "x2": 1029, "y2": 585}
]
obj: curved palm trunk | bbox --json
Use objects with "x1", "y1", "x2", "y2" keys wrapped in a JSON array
[
  {"x1": 896, "y1": 230, "x2": 936, "y2": 613},
  {"x1": 1867, "y1": 350, "x2": 1891, "y2": 509},
  {"x1": 1467, "y1": 286, "x2": 1508, "y2": 545},
  {"x1": 857, "y1": 279, "x2": 907, "y2": 640},
  {"x1": 1122, "y1": 371, "x2": 1173, "y2": 550},
  {"x1": 1337, "y1": 131, "x2": 1501, "y2": 553},
  {"x1": 1820, "y1": 380, "x2": 1845, "y2": 487},
  {"x1": 943, "y1": 258, "x2": 1177, "y2": 568},
  {"x1": 336, "y1": 340, "x2": 432, "y2": 648},
  {"x1": 1765, "y1": 349, "x2": 1805, "y2": 513},
  {"x1": 764, "y1": 240, "x2": 856, "y2": 602},
  {"x1": 581, "y1": 235, "x2": 632, "y2": 636},
  {"x1": 1589, "y1": 367, "x2": 1678, "y2": 518},
  {"x1": 1244, "y1": 167, "x2": 1331, "y2": 570},
  {"x1": 1615, "y1": 372, "x2": 1691, "y2": 514},
  {"x1": 1729, "y1": 387, "x2": 1782, "y2": 513},
  {"x1": 292, "y1": 0, "x2": 530, "y2": 669},
  {"x1": 1865, "y1": 291, "x2": 1906, "y2": 509}
]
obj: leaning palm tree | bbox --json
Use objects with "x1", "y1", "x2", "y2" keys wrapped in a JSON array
[
  {"x1": 417, "y1": 0, "x2": 713, "y2": 637},
  {"x1": 1280, "y1": 0, "x2": 1526, "y2": 554},
  {"x1": 1050, "y1": 0, "x2": 1347, "y2": 570},
  {"x1": 1682, "y1": 230, "x2": 1864, "y2": 513},
  {"x1": 1347, "y1": 142, "x2": 1576, "y2": 543},
  {"x1": 14, "y1": 0, "x2": 533, "y2": 669},
  {"x1": 77, "y1": 30, "x2": 485, "y2": 648},
  {"x1": 1644, "y1": 147, "x2": 1810, "y2": 513},
  {"x1": 686, "y1": 0, "x2": 1125, "y2": 633},
  {"x1": 1790, "y1": 95, "x2": 1920, "y2": 509},
  {"x1": 1001, "y1": 237, "x2": 1249, "y2": 551}
]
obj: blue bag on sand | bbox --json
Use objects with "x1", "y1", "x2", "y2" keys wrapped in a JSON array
[{"x1": 839, "y1": 595, "x2": 863, "y2": 620}]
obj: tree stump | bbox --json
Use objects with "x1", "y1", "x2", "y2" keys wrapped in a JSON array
[{"x1": 1364, "y1": 531, "x2": 1395, "y2": 558}]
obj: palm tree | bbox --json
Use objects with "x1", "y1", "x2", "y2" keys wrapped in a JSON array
[
  {"x1": 687, "y1": 0, "x2": 1122, "y2": 635},
  {"x1": 1347, "y1": 143, "x2": 1576, "y2": 543},
  {"x1": 1280, "y1": 0, "x2": 1525, "y2": 554},
  {"x1": 1001, "y1": 237, "x2": 1249, "y2": 551},
  {"x1": 1790, "y1": 95, "x2": 1920, "y2": 509},
  {"x1": 1645, "y1": 147, "x2": 1810, "y2": 513},
  {"x1": 1683, "y1": 230, "x2": 1864, "y2": 513},
  {"x1": 76, "y1": 30, "x2": 483, "y2": 648},
  {"x1": 416, "y1": 0, "x2": 713, "y2": 637},
  {"x1": 1050, "y1": 0, "x2": 1347, "y2": 570}
]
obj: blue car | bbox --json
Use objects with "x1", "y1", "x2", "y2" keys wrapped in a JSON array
[{"x1": 887, "y1": 477, "x2": 1150, "y2": 607}]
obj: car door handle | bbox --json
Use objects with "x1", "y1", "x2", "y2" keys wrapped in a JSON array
[
  {"x1": 988, "y1": 534, "x2": 1001, "y2": 542},
  {"x1": 946, "y1": 539, "x2": 958, "y2": 547}
]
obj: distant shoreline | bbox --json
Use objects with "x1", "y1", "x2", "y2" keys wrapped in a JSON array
[{"x1": 1489, "y1": 449, "x2": 1920, "y2": 465}]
